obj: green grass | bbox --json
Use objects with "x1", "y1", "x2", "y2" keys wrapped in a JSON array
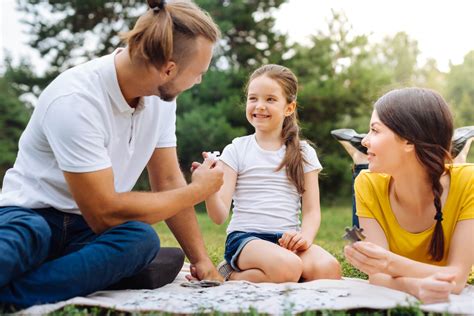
[{"x1": 152, "y1": 203, "x2": 365, "y2": 279}]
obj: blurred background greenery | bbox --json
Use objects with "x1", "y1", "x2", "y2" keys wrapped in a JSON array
[{"x1": 0, "y1": 0, "x2": 473, "y2": 203}]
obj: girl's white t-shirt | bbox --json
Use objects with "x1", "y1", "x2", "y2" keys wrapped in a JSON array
[{"x1": 220, "y1": 134, "x2": 322, "y2": 234}]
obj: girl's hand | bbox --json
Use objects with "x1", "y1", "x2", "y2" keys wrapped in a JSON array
[
  {"x1": 416, "y1": 273, "x2": 456, "y2": 304},
  {"x1": 344, "y1": 241, "x2": 393, "y2": 275},
  {"x1": 190, "y1": 152, "x2": 218, "y2": 173},
  {"x1": 279, "y1": 231, "x2": 311, "y2": 252},
  {"x1": 186, "y1": 260, "x2": 224, "y2": 282}
]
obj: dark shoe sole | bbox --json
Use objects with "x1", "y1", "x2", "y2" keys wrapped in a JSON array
[
  {"x1": 330, "y1": 129, "x2": 368, "y2": 155},
  {"x1": 452, "y1": 126, "x2": 474, "y2": 158}
]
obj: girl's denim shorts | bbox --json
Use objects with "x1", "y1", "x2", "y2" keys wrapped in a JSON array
[{"x1": 224, "y1": 231, "x2": 283, "y2": 271}]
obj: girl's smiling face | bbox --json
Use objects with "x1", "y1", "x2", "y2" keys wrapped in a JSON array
[{"x1": 246, "y1": 75, "x2": 295, "y2": 134}]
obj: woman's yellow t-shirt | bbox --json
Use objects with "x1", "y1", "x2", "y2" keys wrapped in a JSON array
[{"x1": 355, "y1": 163, "x2": 474, "y2": 266}]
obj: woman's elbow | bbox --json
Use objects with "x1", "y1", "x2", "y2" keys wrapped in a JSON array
[
  {"x1": 453, "y1": 275, "x2": 469, "y2": 294},
  {"x1": 448, "y1": 266, "x2": 470, "y2": 294}
]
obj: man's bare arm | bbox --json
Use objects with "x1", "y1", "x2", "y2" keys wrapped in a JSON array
[
  {"x1": 147, "y1": 147, "x2": 223, "y2": 280},
  {"x1": 147, "y1": 148, "x2": 209, "y2": 263},
  {"x1": 63, "y1": 150, "x2": 223, "y2": 234}
]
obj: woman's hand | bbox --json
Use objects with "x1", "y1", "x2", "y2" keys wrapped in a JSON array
[
  {"x1": 279, "y1": 231, "x2": 311, "y2": 252},
  {"x1": 416, "y1": 273, "x2": 456, "y2": 304},
  {"x1": 344, "y1": 241, "x2": 393, "y2": 275}
]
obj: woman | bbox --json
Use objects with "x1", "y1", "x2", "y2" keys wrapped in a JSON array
[{"x1": 343, "y1": 88, "x2": 473, "y2": 304}]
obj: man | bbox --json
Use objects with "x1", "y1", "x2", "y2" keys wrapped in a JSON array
[{"x1": 0, "y1": 0, "x2": 223, "y2": 308}]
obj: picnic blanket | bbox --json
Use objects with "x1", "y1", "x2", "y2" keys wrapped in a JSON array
[{"x1": 18, "y1": 263, "x2": 474, "y2": 315}]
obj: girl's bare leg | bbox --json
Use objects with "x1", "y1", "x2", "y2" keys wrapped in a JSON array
[
  {"x1": 228, "y1": 240, "x2": 303, "y2": 283},
  {"x1": 297, "y1": 244, "x2": 341, "y2": 281}
]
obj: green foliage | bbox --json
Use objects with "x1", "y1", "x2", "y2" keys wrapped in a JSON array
[
  {"x1": 2, "y1": 55, "x2": 46, "y2": 99},
  {"x1": 0, "y1": 73, "x2": 31, "y2": 182},
  {"x1": 445, "y1": 51, "x2": 474, "y2": 127},
  {"x1": 416, "y1": 58, "x2": 445, "y2": 92},
  {"x1": 374, "y1": 32, "x2": 420, "y2": 86},
  {"x1": 14, "y1": 0, "x2": 146, "y2": 96},
  {"x1": 177, "y1": 103, "x2": 245, "y2": 176},
  {"x1": 17, "y1": 0, "x2": 143, "y2": 70},
  {"x1": 287, "y1": 12, "x2": 391, "y2": 200},
  {"x1": 197, "y1": 0, "x2": 289, "y2": 69}
]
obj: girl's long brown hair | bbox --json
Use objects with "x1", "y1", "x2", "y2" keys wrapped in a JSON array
[
  {"x1": 247, "y1": 64, "x2": 309, "y2": 195},
  {"x1": 120, "y1": 0, "x2": 220, "y2": 70},
  {"x1": 374, "y1": 87, "x2": 453, "y2": 261}
]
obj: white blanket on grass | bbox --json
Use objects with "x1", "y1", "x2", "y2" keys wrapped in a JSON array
[{"x1": 18, "y1": 263, "x2": 474, "y2": 315}]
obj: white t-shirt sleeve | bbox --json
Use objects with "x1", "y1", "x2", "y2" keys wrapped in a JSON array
[
  {"x1": 155, "y1": 100, "x2": 177, "y2": 148},
  {"x1": 220, "y1": 141, "x2": 239, "y2": 172},
  {"x1": 42, "y1": 94, "x2": 112, "y2": 173},
  {"x1": 302, "y1": 142, "x2": 322, "y2": 173}
]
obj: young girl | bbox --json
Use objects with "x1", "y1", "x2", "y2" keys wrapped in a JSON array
[
  {"x1": 202, "y1": 64, "x2": 341, "y2": 282},
  {"x1": 344, "y1": 88, "x2": 474, "y2": 304}
]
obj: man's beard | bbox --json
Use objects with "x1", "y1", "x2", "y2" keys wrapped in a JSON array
[{"x1": 158, "y1": 82, "x2": 179, "y2": 102}]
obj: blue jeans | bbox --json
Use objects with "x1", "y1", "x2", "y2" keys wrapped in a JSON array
[
  {"x1": 0, "y1": 206, "x2": 160, "y2": 308},
  {"x1": 352, "y1": 164, "x2": 368, "y2": 227},
  {"x1": 224, "y1": 231, "x2": 283, "y2": 271}
]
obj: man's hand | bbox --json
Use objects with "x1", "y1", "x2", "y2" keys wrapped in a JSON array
[
  {"x1": 191, "y1": 158, "x2": 223, "y2": 197},
  {"x1": 279, "y1": 231, "x2": 311, "y2": 252},
  {"x1": 186, "y1": 259, "x2": 223, "y2": 282},
  {"x1": 416, "y1": 273, "x2": 456, "y2": 304},
  {"x1": 190, "y1": 151, "x2": 218, "y2": 173},
  {"x1": 344, "y1": 241, "x2": 393, "y2": 275}
]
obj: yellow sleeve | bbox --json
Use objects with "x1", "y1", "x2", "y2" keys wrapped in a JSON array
[
  {"x1": 354, "y1": 171, "x2": 375, "y2": 219},
  {"x1": 459, "y1": 166, "x2": 474, "y2": 220}
]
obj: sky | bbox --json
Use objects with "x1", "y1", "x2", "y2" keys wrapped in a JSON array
[{"x1": 1, "y1": 0, "x2": 474, "y2": 73}]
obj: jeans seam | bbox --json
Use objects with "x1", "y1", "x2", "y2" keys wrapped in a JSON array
[{"x1": 59, "y1": 215, "x2": 70, "y2": 250}]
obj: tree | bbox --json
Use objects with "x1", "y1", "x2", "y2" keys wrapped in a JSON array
[
  {"x1": 287, "y1": 11, "x2": 391, "y2": 200},
  {"x1": 0, "y1": 71, "x2": 32, "y2": 181},
  {"x1": 197, "y1": 0, "x2": 288, "y2": 70},
  {"x1": 445, "y1": 51, "x2": 474, "y2": 127},
  {"x1": 374, "y1": 32, "x2": 420, "y2": 86},
  {"x1": 416, "y1": 58, "x2": 445, "y2": 92}
]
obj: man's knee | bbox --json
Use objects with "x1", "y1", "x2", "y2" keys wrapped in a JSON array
[
  {"x1": 9, "y1": 210, "x2": 52, "y2": 256},
  {"x1": 0, "y1": 208, "x2": 51, "y2": 287},
  {"x1": 119, "y1": 221, "x2": 161, "y2": 263}
]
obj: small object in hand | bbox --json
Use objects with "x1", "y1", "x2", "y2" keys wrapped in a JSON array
[
  {"x1": 343, "y1": 225, "x2": 366, "y2": 243},
  {"x1": 206, "y1": 151, "x2": 220, "y2": 160},
  {"x1": 180, "y1": 279, "x2": 222, "y2": 288}
]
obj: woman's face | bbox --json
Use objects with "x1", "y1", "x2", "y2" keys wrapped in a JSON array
[{"x1": 361, "y1": 110, "x2": 409, "y2": 174}]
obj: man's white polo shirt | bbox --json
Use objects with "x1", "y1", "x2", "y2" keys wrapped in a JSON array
[{"x1": 0, "y1": 49, "x2": 177, "y2": 215}]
